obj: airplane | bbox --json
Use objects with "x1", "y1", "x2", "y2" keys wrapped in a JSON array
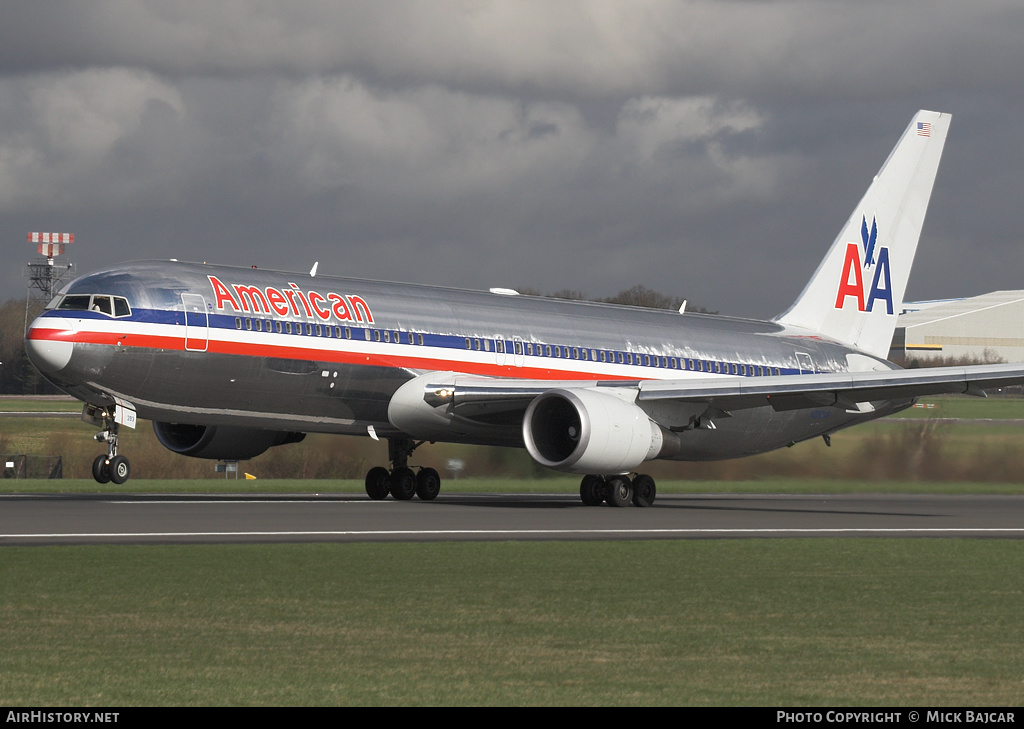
[{"x1": 23, "y1": 110, "x2": 1024, "y2": 506}]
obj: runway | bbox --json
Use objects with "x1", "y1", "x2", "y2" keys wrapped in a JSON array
[{"x1": 1, "y1": 492, "x2": 1023, "y2": 545}]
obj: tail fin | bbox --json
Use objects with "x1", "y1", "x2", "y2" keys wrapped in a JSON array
[{"x1": 775, "y1": 110, "x2": 950, "y2": 358}]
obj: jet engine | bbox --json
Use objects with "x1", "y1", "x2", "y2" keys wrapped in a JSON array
[
  {"x1": 522, "y1": 388, "x2": 667, "y2": 473},
  {"x1": 152, "y1": 422, "x2": 306, "y2": 460}
]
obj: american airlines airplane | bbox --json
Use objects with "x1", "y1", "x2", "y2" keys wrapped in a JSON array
[{"x1": 23, "y1": 110, "x2": 1024, "y2": 506}]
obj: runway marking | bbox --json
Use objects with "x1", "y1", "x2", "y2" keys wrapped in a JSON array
[{"x1": 3, "y1": 527, "x2": 1024, "y2": 540}]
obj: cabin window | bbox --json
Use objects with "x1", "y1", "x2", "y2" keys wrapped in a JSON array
[
  {"x1": 545, "y1": 345, "x2": 552, "y2": 357},
  {"x1": 383, "y1": 330, "x2": 390, "y2": 343},
  {"x1": 315, "y1": 324, "x2": 322, "y2": 337},
  {"x1": 465, "y1": 338, "x2": 472, "y2": 349},
  {"x1": 418, "y1": 334, "x2": 424, "y2": 346}
]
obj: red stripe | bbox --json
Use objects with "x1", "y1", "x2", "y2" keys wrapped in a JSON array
[{"x1": 28, "y1": 327, "x2": 645, "y2": 382}]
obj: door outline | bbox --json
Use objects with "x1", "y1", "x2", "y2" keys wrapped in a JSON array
[
  {"x1": 183, "y1": 294, "x2": 209, "y2": 352},
  {"x1": 796, "y1": 351, "x2": 814, "y2": 374}
]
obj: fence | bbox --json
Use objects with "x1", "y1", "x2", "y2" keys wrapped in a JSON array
[{"x1": 2, "y1": 455, "x2": 63, "y2": 479}]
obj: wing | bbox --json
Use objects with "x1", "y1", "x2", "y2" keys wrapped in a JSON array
[
  {"x1": 408, "y1": 362, "x2": 1024, "y2": 427},
  {"x1": 387, "y1": 362, "x2": 1024, "y2": 473}
]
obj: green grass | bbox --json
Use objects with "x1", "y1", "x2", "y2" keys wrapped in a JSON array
[
  {"x1": 0, "y1": 395, "x2": 80, "y2": 412},
  {"x1": 1, "y1": 540, "x2": 1022, "y2": 706}
]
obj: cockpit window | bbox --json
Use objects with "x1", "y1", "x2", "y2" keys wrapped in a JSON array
[
  {"x1": 57, "y1": 295, "x2": 92, "y2": 311},
  {"x1": 55, "y1": 294, "x2": 131, "y2": 318},
  {"x1": 92, "y1": 296, "x2": 113, "y2": 315}
]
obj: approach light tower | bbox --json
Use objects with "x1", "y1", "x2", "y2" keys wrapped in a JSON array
[{"x1": 25, "y1": 232, "x2": 76, "y2": 302}]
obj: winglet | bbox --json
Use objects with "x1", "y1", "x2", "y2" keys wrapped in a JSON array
[{"x1": 775, "y1": 111, "x2": 950, "y2": 358}]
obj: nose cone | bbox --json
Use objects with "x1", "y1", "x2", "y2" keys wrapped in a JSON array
[{"x1": 25, "y1": 317, "x2": 75, "y2": 373}]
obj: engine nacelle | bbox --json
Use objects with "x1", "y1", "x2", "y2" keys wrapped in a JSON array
[
  {"x1": 522, "y1": 388, "x2": 665, "y2": 474},
  {"x1": 152, "y1": 422, "x2": 305, "y2": 460}
]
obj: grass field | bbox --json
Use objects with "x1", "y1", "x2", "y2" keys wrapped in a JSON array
[
  {"x1": 2, "y1": 396, "x2": 1024, "y2": 706},
  {"x1": 2, "y1": 539, "x2": 1022, "y2": 706}
]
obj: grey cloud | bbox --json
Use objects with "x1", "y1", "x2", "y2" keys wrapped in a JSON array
[{"x1": 1, "y1": 2, "x2": 1023, "y2": 320}]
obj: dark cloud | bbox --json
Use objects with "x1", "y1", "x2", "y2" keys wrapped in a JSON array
[{"x1": 2, "y1": 1, "x2": 1023, "y2": 319}]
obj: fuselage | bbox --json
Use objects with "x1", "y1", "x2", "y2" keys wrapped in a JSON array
[{"x1": 26, "y1": 260, "x2": 910, "y2": 461}]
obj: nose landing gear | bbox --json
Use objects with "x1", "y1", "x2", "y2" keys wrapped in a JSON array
[{"x1": 90, "y1": 407, "x2": 131, "y2": 485}]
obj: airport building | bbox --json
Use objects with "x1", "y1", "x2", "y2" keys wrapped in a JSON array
[{"x1": 890, "y1": 290, "x2": 1024, "y2": 364}]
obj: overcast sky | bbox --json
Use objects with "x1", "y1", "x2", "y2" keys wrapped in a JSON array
[{"x1": 2, "y1": 1, "x2": 1022, "y2": 318}]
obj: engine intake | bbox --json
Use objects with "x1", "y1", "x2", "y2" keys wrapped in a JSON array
[
  {"x1": 153, "y1": 422, "x2": 305, "y2": 460},
  {"x1": 522, "y1": 388, "x2": 665, "y2": 473}
]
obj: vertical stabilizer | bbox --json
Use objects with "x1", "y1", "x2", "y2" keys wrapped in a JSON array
[{"x1": 775, "y1": 110, "x2": 950, "y2": 358}]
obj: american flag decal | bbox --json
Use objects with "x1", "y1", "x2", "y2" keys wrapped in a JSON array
[{"x1": 917, "y1": 122, "x2": 931, "y2": 137}]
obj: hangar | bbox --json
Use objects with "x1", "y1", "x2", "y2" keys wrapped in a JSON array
[{"x1": 890, "y1": 291, "x2": 1024, "y2": 365}]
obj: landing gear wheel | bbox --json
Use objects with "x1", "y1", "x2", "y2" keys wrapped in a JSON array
[
  {"x1": 631, "y1": 474, "x2": 656, "y2": 507},
  {"x1": 108, "y1": 455, "x2": 130, "y2": 485},
  {"x1": 365, "y1": 466, "x2": 390, "y2": 500},
  {"x1": 415, "y1": 467, "x2": 441, "y2": 501},
  {"x1": 606, "y1": 476, "x2": 634, "y2": 507},
  {"x1": 390, "y1": 467, "x2": 417, "y2": 500},
  {"x1": 92, "y1": 455, "x2": 111, "y2": 484},
  {"x1": 579, "y1": 475, "x2": 605, "y2": 506}
]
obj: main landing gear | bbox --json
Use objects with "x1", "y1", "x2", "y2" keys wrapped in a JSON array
[
  {"x1": 91, "y1": 407, "x2": 131, "y2": 485},
  {"x1": 364, "y1": 437, "x2": 441, "y2": 501},
  {"x1": 579, "y1": 473, "x2": 657, "y2": 507}
]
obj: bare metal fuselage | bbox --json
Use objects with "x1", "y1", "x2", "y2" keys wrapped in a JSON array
[{"x1": 29, "y1": 260, "x2": 909, "y2": 463}]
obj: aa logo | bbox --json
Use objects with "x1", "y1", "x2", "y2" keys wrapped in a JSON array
[{"x1": 834, "y1": 215, "x2": 892, "y2": 314}]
